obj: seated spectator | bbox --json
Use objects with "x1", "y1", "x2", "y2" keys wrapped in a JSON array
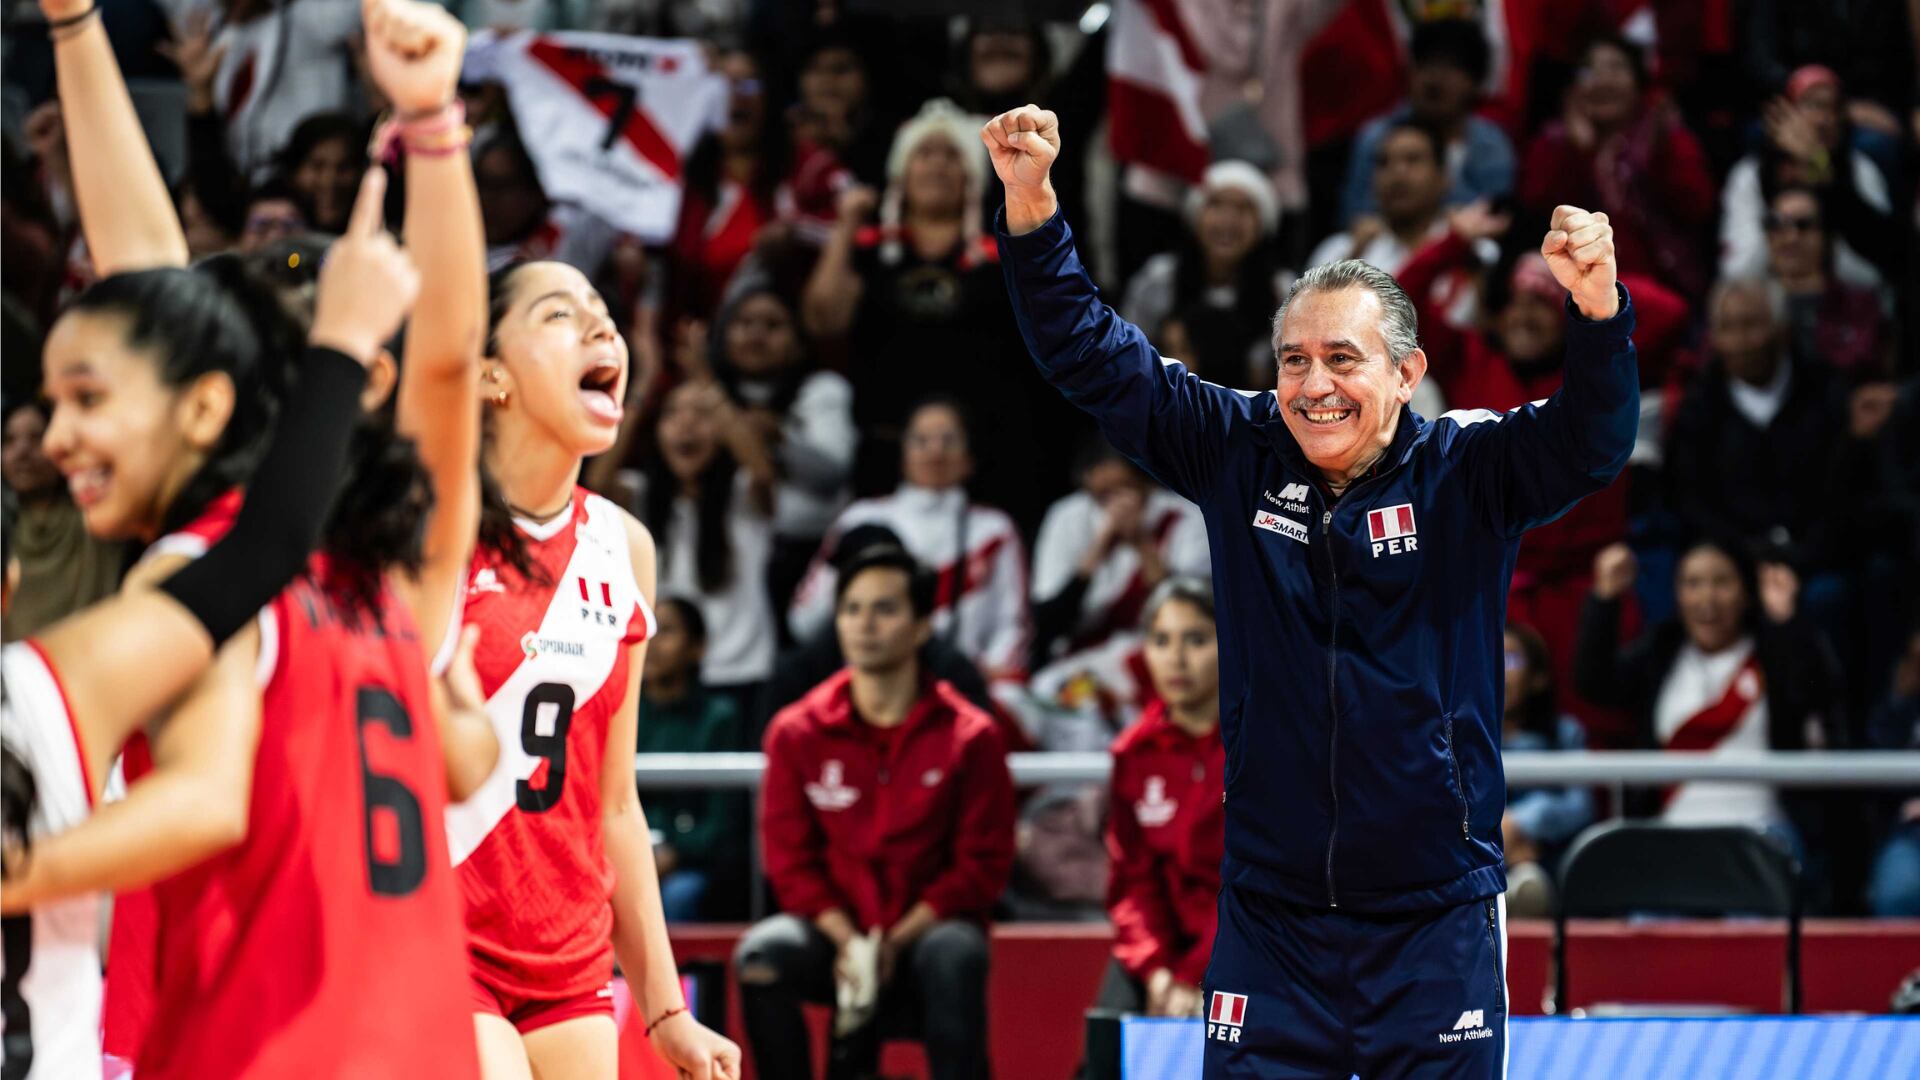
[
  {"x1": 1500, "y1": 622, "x2": 1596, "y2": 918},
  {"x1": 696, "y1": 279, "x2": 855, "y2": 622},
  {"x1": 1120, "y1": 161, "x2": 1291, "y2": 388},
  {"x1": 788, "y1": 398, "x2": 1030, "y2": 685},
  {"x1": 635, "y1": 596, "x2": 745, "y2": 922},
  {"x1": 1575, "y1": 542, "x2": 1840, "y2": 843},
  {"x1": 807, "y1": 98, "x2": 1076, "y2": 529},
  {"x1": 1093, "y1": 578, "x2": 1223, "y2": 1019},
  {"x1": 634, "y1": 379, "x2": 778, "y2": 719},
  {"x1": 1, "y1": 401, "x2": 126, "y2": 641},
  {"x1": 1021, "y1": 442, "x2": 1209, "y2": 738},
  {"x1": 736, "y1": 545, "x2": 1015, "y2": 1080},
  {"x1": 1308, "y1": 120, "x2": 1451, "y2": 274},
  {"x1": 1868, "y1": 628, "x2": 1920, "y2": 917},
  {"x1": 758, "y1": 523, "x2": 1000, "y2": 742},
  {"x1": 1339, "y1": 18, "x2": 1515, "y2": 228},
  {"x1": 1720, "y1": 65, "x2": 1897, "y2": 292},
  {"x1": 1665, "y1": 278, "x2": 1846, "y2": 569},
  {"x1": 1520, "y1": 34, "x2": 1715, "y2": 300},
  {"x1": 1762, "y1": 185, "x2": 1891, "y2": 381}
]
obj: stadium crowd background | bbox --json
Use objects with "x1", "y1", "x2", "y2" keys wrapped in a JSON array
[{"x1": 2, "y1": 0, "x2": 1918, "y2": 958}]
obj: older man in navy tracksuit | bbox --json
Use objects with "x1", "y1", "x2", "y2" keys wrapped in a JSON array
[{"x1": 981, "y1": 108, "x2": 1638, "y2": 1078}]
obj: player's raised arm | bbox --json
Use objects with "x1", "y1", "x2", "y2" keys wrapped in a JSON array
[
  {"x1": 42, "y1": 0, "x2": 190, "y2": 272},
  {"x1": 984, "y1": 106, "x2": 1257, "y2": 507},
  {"x1": 1446, "y1": 204, "x2": 1639, "y2": 536},
  {"x1": 365, "y1": 0, "x2": 487, "y2": 665}
]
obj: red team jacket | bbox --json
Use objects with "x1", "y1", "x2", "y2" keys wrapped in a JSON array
[
  {"x1": 1105, "y1": 702, "x2": 1224, "y2": 987},
  {"x1": 451, "y1": 489, "x2": 655, "y2": 999},
  {"x1": 106, "y1": 495, "x2": 477, "y2": 1078},
  {"x1": 761, "y1": 670, "x2": 1017, "y2": 930}
]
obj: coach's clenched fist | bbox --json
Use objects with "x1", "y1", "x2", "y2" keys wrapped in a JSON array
[
  {"x1": 1541, "y1": 204, "x2": 1620, "y2": 321},
  {"x1": 981, "y1": 105, "x2": 1061, "y2": 235}
]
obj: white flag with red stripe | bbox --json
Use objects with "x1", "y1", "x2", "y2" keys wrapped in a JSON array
[
  {"x1": 1367, "y1": 503, "x2": 1417, "y2": 542},
  {"x1": 1106, "y1": 0, "x2": 1209, "y2": 185},
  {"x1": 1208, "y1": 990, "x2": 1248, "y2": 1027},
  {"x1": 464, "y1": 30, "x2": 728, "y2": 240}
]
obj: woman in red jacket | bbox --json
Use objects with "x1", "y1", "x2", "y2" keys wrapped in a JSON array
[
  {"x1": 1097, "y1": 577, "x2": 1224, "y2": 1018},
  {"x1": 738, "y1": 543, "x2": 1016, "y2": 1080}
]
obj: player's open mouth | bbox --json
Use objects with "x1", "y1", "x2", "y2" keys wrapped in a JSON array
[
  {"x1": 1303, "y1": 409, "x2": 1353, "y2": 426},
  {"x1": 67, "y1": 465, "x2": 109, "y2": 508},
  {"x1": 577, "y1": 362, "x2": 622, "y2": 424}
]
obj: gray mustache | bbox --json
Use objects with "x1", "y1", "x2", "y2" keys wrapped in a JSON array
[{"x1": 1293, "y1": 397, "x2": 1359, "y2": 412}]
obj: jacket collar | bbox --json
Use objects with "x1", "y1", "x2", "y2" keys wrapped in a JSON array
[{"x1": 812, "y1": 667, "x2": 946, "y2": 737}]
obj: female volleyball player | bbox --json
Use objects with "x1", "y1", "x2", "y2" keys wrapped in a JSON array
[
  {"x1": 28, "y1": 0, "x2": 495, "y2": 1074},
  {"x1": 450, "y1": 259, "x2": 740, "y2": 1079}
]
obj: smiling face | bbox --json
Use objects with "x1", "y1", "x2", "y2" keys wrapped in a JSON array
[
  {"x1": 723, "y1": 292, "x2": 801, "y2": 379},
  {"x1": 1144, "y1": 597, "x2": 1219, "y2": 718},
  {"x1": 1274, "y1": 286, "x2": 1425, "y2": 483},
  {"x1": 1577, "y1": 42, "x2": 1641, "y2": 129},
  {"x1": 291, "y1": 135, "x2": 359, "y2": 233},
  {"x1": 655, "y1": 382, "x2": 720, "y2": 484},
  {"x1": 488, "y1": 262, "x2": 628, "y2": 458},
  {"x1": 39, "y1": 310, "x2": 227, "y2": 541},
  {"x1": 1676, "y1": 546, "x2": 1748, "y2": 654},
  {"x1": 1195, "y1": 187, "x2": 1261, "y2": 266}
]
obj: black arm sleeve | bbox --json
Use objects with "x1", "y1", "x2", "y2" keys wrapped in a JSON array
[{"x1": 158, "y1": 346, "x2": 367, "y2": 642}]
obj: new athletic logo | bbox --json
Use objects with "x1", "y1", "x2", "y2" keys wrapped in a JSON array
[
  {"x1": 1207, "y1": 991, "x2": 1247, "y2": 1044},
  {"x1": 1367, "y1": 503, "x2": 1419, "y2": 558},
  {"x1": 1438, "y1": 1008, "x2": 1492, "y2": 1044}
]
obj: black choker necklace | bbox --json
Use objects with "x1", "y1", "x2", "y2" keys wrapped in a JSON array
[{"x1": 508, "y1": 497, "x2": 571, "y2": 523}]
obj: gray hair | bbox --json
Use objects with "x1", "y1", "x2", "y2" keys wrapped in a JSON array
[
  {"x1": 1269, "y1": 260, "x2": 1421, "y2": 367},
  {"x1": 1141, "y1": 576, "x2": 1215, "y2": 632},
  {"x1": 1707, "y1": 275, "x2": 1787, "y2": 329}
]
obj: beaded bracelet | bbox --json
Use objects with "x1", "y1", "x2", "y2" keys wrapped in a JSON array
[
  {"x1": 644, "y1": 1004, "x2": 689, "y2": 1037},
  {"x1": 367, "y1": 100, "x2": 471, "y2": 164}
]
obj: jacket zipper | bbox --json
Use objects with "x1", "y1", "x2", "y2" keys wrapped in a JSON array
[
  {"x1": 1444, "y1": 717, "x2": 1470, "y2": 839},
  {"x1": 1323, "y1": 507, "x2": 1340, "y2": 908}
]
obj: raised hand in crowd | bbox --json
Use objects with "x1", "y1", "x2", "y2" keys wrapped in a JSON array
[
  {"x1": 1540, "y1": 205, "x2": 1618, "y2": 320},
  {"x1": 1757, "y1": 562, "x2": 1800, "y2": 626},
  {"x1": 1762, "y1": 96, "x2": 1829, "y2": 178},
  {"x1": 155, "y1": 9, "x2": 226, "y2": 115},
  {"x1": 1591, "y1": 542, "x2": 1637, "y2": 602},
  {"x1": 1447, "y1": 198, "x2": 1512, "y2": 245}
]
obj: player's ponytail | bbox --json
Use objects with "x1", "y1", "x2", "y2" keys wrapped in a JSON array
[
  {"x1": 315, "y1": 411, "x2": 432, "y2": 619},
  {"x1": 475, "y1": 262, "x2": 548, "y2": 585}
]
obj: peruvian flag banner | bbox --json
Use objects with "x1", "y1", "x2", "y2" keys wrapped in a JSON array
[
  {"x1": 1106, "y1": 0, "x2": 1209, "y2": 186},
  {"x1": 464, "y1": 31, "x2": 728, "y2": 241}
]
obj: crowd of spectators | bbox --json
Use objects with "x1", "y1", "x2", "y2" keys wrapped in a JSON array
[{"x1": 4, "y1": 2, "x2": 1919, "y2": 1048}]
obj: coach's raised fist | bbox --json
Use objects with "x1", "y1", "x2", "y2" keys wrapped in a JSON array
[
  {"x1": 982, "y1": 105, "x2": 1061, "y2": 234},
  {"x1": 1541, "y1": 205, "x2": 1619, "y2": 321}
]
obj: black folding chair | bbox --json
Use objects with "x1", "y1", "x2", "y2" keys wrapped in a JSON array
[{"x1": 1550, "y1": 820, "x2": 1802, "y2": 1015}]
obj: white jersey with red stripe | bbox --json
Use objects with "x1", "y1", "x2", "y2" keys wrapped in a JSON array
[
  {"x1": 449, "y1": 489, "x2": 655, "y2": 998},
  {"x1": 1, "y1": 642, "x2": 102, "y2": 1080},
  {"x1": 786, "y1": 484, "x2": 1031, "y2": 680}
]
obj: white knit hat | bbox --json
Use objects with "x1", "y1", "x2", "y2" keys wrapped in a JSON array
[
  {"x1": 1185, "y1": 160, "x2": 1281, "y2": 236},
  {"x1": 884, "y1": 98, "x2": 989, "y2": 192}
]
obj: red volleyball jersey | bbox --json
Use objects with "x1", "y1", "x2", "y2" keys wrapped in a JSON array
[
  {"x1": 103, "y1": 489, "x2": 244, "y2": 1063},
  {"x1": 450, "y1": 489, "x2": 654, "y2": 998},
  {"x1": 137, "y1": 563, "x2": 477, "y2": 1079}
]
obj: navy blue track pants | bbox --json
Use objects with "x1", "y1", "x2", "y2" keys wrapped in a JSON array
[{"x1": 1202, "y1": 884, "x2": 1509, "y2": 1079}]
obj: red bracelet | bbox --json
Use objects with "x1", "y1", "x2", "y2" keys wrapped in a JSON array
[{"x1": 644, "y1": 1004, "x2": 688, "y2": 1037}]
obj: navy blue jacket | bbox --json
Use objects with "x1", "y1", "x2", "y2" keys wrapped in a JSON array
[{"x1": 998, "y1": 211, "x2": 1639, "y2": 913}]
